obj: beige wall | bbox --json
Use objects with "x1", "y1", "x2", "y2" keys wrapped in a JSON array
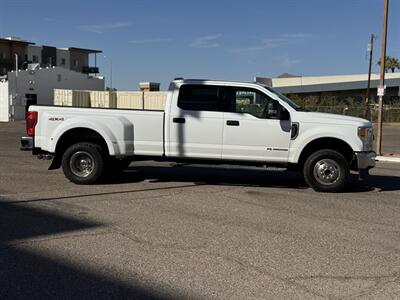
[{"x1": 54, "y1": 89, "x2": 167, "y2": 110}]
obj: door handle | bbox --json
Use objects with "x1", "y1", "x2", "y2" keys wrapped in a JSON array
[
  {"x1": 173, "y1": 117, "x2": 185, "y2": 123},
  {"x1": 226, "y1": 120, "x2": 240, "y2": 126}
]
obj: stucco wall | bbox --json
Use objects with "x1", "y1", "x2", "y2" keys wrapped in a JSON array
[{"x1": 5, "y1": 66, "x2": 104, "y2": 120}]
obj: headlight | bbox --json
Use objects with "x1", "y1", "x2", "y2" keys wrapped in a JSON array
[{"x1": 358, "y1": 126, "x2": 373, "y2": 151}]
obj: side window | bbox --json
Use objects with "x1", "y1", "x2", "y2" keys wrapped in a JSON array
[
  {"x1": 231, "y1": 88, "x2": 281, "y2": 119},
  {"x1": 178, "y1": 84, "x2": 220, "y2": 111}
]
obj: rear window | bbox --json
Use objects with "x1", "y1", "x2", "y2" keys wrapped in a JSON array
[{"x1": 178, "y1": 84, "x2": 219, "y2": 111}]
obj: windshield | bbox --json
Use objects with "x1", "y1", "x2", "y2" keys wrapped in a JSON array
[{"x1": 263, "y1": 86, "x2": 306, "y2": 111}]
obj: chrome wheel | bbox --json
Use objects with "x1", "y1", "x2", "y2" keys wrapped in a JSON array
[
  {"x1": 69, "y1": 151, "x2": 94, "y2": 178},
  {"x1": 313, "y1": 159, "x2": 340, "y2": 185}
]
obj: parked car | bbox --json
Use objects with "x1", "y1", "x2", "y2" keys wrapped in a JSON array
[{"x1": 21, "y1": 79, "x2": 376, "y2": 192}]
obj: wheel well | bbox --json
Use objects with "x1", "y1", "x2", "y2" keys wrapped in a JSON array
[
  {"x1": 56, "y1": 128, "x2": 108, "y2": 155},
  {"x1": 49, "y1": 128, "x2": 109, "y2": 170},
  {"x1": 298, "y1": 138, "x2": 354, "y2": 167}
]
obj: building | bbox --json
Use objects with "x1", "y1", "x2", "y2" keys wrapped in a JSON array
[
  {"x1": 0, "y1": 37, "x2": 101, "y2": 75},
  {"x1": 255, "y1": 73, "x2": 400, "y2": 103},
  {"x1": 0, "y1": 37, "x2": 34, "y2": 75},
  {"x1": 139, "y1": 82, "x2": 160, "y2": 92},
  {"x1": 0, "y1": 37, "x2": 104, "y2": 122}
]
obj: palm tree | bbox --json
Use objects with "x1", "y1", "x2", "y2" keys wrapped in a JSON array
[{"x1": 377, "y1": 55, "x2": 400, "y2": 73}]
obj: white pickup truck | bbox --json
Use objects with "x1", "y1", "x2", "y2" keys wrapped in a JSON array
[{"x1": 21, "y1": 79, "x2": 376, "y2": 192}]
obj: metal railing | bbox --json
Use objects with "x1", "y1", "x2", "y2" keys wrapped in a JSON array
[{"x1": 82, "y1": 66, "x2": 99, "y2": 74}]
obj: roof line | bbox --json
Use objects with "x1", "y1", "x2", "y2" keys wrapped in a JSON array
[{"x1": 68, "y1": 47, "x2": 102, "y2": 53}]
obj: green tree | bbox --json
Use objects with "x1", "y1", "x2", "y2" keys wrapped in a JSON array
[{"x1": 377, "y1": 55, "x2": 400, "y2": 73}]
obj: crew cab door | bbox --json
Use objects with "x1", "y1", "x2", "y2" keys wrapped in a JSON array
[
  {"x1": 221, "y1": 86, "x2": 292, "y2": 162},
  {"x1": 168, "y1": 84, "x2": 224, "y2": 159}
]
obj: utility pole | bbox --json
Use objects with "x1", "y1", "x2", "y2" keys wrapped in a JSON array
[
  {"x1": 376, "y1": 0, "x2": 389, "y2": 156},
  {"x1": 11, "y1": 53, "x2": 19, "y2": 122},
  {"x1": 365, "y1": 33, "x2": 375, "y2": 119}
]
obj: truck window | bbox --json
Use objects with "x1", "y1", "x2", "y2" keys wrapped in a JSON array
[
  {"x1": 227, "y1": 87, "x2": 281, "y2": 119},
  {"x1": 178, "y1": 85, "x2": 220, "y2": 111}
]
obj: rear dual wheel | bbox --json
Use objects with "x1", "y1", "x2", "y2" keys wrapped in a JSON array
[
  {"x1": 62, "y1": 142, "x2": 105, "y2": 184},
  {"x1": 61, "y1": 142, "x2": 132, "y2": 184}
]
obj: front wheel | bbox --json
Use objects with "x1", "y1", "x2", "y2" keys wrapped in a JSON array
[
  {"x1": 303, "y1": 149, "x2": 349, "y2": 192},
  {"x1": 61, "y1": 142, "x2": 105, "y2": 184}
]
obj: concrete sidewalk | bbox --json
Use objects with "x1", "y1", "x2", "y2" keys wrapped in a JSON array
[{"x1": 377, "y1": 155, "x2": 400, "y2": 163}]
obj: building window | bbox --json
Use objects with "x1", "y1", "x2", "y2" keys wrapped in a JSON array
[
  {"x1": 57, "y1": 74, "x2": 62, "y2": 82},
  {"x1": 61, "y1": 58, "x2": 66, "y2": 65},
  {"x1": 32, "y1": 55, "x2": 38, "y2": 63}
]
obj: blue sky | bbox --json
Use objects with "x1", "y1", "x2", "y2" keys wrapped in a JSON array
[{"x1": 1, "y1": 0, "x2": 399, "y2": 90}]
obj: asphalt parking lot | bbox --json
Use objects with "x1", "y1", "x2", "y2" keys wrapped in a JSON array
[{"x1": 1, "y1": 122, "x2": 400, "y2": 299}]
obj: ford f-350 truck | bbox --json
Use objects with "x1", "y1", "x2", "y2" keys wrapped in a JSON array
[{"x1": 21, "y1": 79, "x2": 376, "y2": 192}]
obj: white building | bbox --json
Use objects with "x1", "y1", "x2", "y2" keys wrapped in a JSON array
[
  {"x1": 256, "y1": 73, "x2": 400, "y2": 102},
  {"x1": 0, "y1": 66, "x2": 104, "y2": 122},
  {"x1": 0, "y1": 36, "x2": 105, "y2": 122}
]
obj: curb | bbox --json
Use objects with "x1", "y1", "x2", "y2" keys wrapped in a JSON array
[{"x1": 376, "y1": 156, "x2": 400, "y2": 163}]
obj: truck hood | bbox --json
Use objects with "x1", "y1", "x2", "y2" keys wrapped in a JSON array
[{"x1": 295, "y1": 111, "x2": 372, "y2": 127}]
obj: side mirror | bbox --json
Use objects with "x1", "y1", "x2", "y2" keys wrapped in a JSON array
[{"x1": 266, "y1": 101, "x2": 290, "y2": 120}]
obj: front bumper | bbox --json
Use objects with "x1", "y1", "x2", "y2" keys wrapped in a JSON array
[
  {"x1": 20, "y1": 136, "x2": 33, "y2": 151},
  {"x1": 355, "y1": 151, "x2": 376, "y2": 169}
]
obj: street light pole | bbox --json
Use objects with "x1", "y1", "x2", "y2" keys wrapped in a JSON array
[
  {"x1": 104, "y1": 55, "x2": 113, "y2": 90},
  {"x1": 376, "y1": 0, "x2": 389, "y2": 156}
]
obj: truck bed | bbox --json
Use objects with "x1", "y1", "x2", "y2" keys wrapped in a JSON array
[{"x1": 32, "y1": 105, "x2": 165, "y2": 157}]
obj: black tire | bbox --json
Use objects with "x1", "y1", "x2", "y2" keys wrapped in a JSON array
[
  {"x1": 303, "y1": 149, "x2": 349, "y2": 192},
  {"x1": 61, "y1": 142, "x2": 105, "y2": 184}
]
